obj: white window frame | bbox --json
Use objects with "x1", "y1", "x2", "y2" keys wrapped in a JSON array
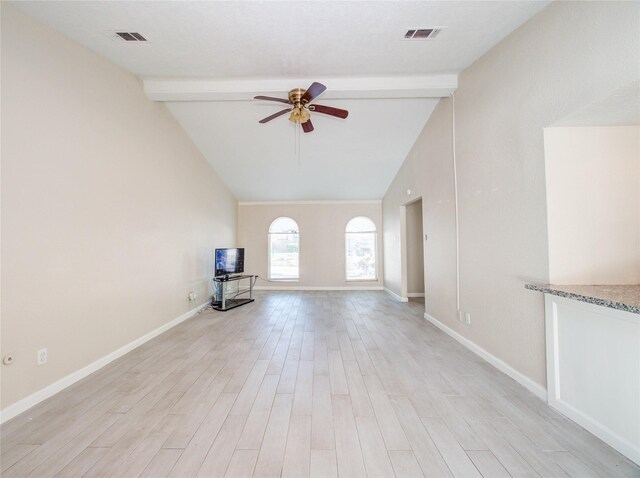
[
  {"x1": 268, "y1": 217, "x2": 300, "y2": 281},
  {"x1": 345, "y1": 216, "x2": 378, "y2": 282}
]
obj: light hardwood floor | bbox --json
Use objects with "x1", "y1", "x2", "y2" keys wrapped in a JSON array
[{"x1": 2, "y1": 291, "x2": 638, "y2": 477}]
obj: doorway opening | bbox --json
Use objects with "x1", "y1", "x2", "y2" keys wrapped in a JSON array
[{"x1": 401, "y1": 197, "x2": 425, "y2": 303}]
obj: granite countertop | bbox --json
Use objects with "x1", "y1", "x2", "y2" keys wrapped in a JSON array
[{"x1": 525, "y1": 283, "x2": 640, "y2": 314}]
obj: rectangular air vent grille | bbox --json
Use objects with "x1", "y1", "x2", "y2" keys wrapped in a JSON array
[
  {"x1": 116, "y1": 32, "x2": 147, "y2": 42},
  {"x1": 404, "y1": 28, "x2": 442, "y2": 40}
]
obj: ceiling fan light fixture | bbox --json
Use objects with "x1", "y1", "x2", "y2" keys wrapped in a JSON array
[
  {"x1": 288, "y1": 107, "x2": 310, "y2": 124},
  {"x1": 289, "y1": 108, "x2": 300, "y2": 123}
]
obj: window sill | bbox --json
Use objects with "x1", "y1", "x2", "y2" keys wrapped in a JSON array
[{"x1": 346, "y1": 279, "x2": 379, "y2": 283}]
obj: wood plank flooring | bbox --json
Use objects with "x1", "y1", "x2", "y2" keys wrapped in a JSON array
[{"x1": 2, "y1": 291, "x2": 638, "y2": 477}]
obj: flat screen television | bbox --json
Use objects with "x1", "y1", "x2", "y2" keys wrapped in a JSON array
[{"x1": 215, "y1": 248, "x2": 245, "y2": 278}]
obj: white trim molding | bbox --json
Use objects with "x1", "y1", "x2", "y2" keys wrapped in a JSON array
[
  {"x1": 424, "y1": 312, "x2": 547, "y2": 401},
  {"x1": 407, "y1": 292, "x2": 425, "y2": 298},
  {"x1": 0, "y1": 301, "x2": 210, "y2": 424},
  {"x1": 239, "y1": 200, "x2": 382, "y2": 206},
  {"x1": 255, "y1": 285, "x2": 383, "y2": 291},
  {"x1": 144, "y1": 75, "x2": 458, "y2": 102},
  {"x1": 385, "y1": 288, "x2": 409, "y2": 302}
]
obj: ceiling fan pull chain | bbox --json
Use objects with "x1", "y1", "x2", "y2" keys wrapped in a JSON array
[
  {"x1": 295, "y1": 123, "x2": 301, "y2": 169},
  {"x1": 293, "y1": 121, "x2": 297, "y2": 161},
  {"x1": 298, "y1": 124, "x2": 301, "y2": 167}
]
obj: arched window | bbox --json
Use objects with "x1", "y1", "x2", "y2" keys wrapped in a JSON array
[
  {"x1": 345, "y1": 216, "x2": 377, "y2": 281},
  {"x1": 268, "y1": 217, "x2": 300, "y2": 280}
]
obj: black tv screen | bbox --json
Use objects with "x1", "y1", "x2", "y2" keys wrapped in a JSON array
[{"x1": 215, "y1": 248, "x2": 244, "y2": 277}]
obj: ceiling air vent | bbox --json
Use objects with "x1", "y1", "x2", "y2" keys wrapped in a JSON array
[
  {"x1": 115, "y1": 32, "x2": 147, "y2": 42},
  {"x1": 404, "y1": 28, "x2": 442, "y2": 40}
]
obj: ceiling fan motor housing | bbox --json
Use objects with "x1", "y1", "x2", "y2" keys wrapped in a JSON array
[{"x1": 288, "y1": 88, "x2": 306, "y2": 105}]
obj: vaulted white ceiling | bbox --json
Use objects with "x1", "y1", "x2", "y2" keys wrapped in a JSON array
[
  {"x1": 13, "y1": 0, "x2": 550, "y2": 200},
  {"x1": 166, "y1": 97, "x2": 439, "y2": 201}
]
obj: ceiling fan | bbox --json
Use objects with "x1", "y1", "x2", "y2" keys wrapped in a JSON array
[{"x1": 254, "y1": 82, "x2": 349, "y2": 133}]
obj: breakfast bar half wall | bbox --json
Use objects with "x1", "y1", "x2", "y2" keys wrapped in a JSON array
[{"x1": 527, "y1": 284, "x2": 640, "y2": 466}]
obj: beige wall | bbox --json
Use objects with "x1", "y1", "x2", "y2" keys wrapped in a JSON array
[
  {"x1": 1, "y1": 5, "x2": 237, "y2": 410},
  {"x1": 545, "y1": 126, "x2": 640, "y2": 285},
  {"x1": 238, "y1": 202, "x2": 383, "y2": 288},
  {"x1": 383, "y1": 1, "x2": 639, "y2": 388},
  {"x1": 384, "y1": 98, "x2": 457, "y2": 313},
  {"x1": 406, "y1": 200, "x2": 425, "y2": 295}
]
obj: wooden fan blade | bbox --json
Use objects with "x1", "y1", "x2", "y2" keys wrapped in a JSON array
[
  {"x1": 301, "y1": 82, "x2": 326, "y2": 104},
  {"x1": 309, "y1": 104, "x2": 349, "y2": 119},
  {"x1": 259, "y1": 108, "x2": 291, "y2": 123},
  {"x1": 254, "y1": 95, "x2": 290, "y2": 104},
  {"x1": 301, "y1": 119, "x2": 314, "y2": 133}
]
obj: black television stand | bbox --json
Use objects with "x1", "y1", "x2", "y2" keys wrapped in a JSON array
[{"x1": 211, "y1": 274, "x2": 256, "y2": 311}]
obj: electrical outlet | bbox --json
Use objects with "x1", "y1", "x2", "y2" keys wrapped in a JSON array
[
  {"x1": 37, "y1": 348, "x2": 47, "y2": 365},
  {"x1": 188, "y1": 291, "x2": 197, "y2": 302},
  {"x1": 465, "y1": 312, "x2": 471, "y2": 325}
]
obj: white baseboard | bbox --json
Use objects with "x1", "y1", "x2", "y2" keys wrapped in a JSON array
[
  {"x1": 407, "y1": 293, "x2": 425, "y2": 298},
  {"x1": 551, "y1": 397, "x2": 640, "y2": 466},
  {"x1": 384, "y1": 287, "x2": 408, "y2": 302},
  {"x1": 254, "y1": 285, "x2": 383, "y2": 291},
  {"x1": 0, "y1": 301, "x2": 210, "y2": 424},
  {"x1": 424, "y1": 312, "x2": 547, "y2": 401}
]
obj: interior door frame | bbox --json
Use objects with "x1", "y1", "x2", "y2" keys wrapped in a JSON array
[{"x1": 400, "y1": 196, "x2": 425, "y2": 301}]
